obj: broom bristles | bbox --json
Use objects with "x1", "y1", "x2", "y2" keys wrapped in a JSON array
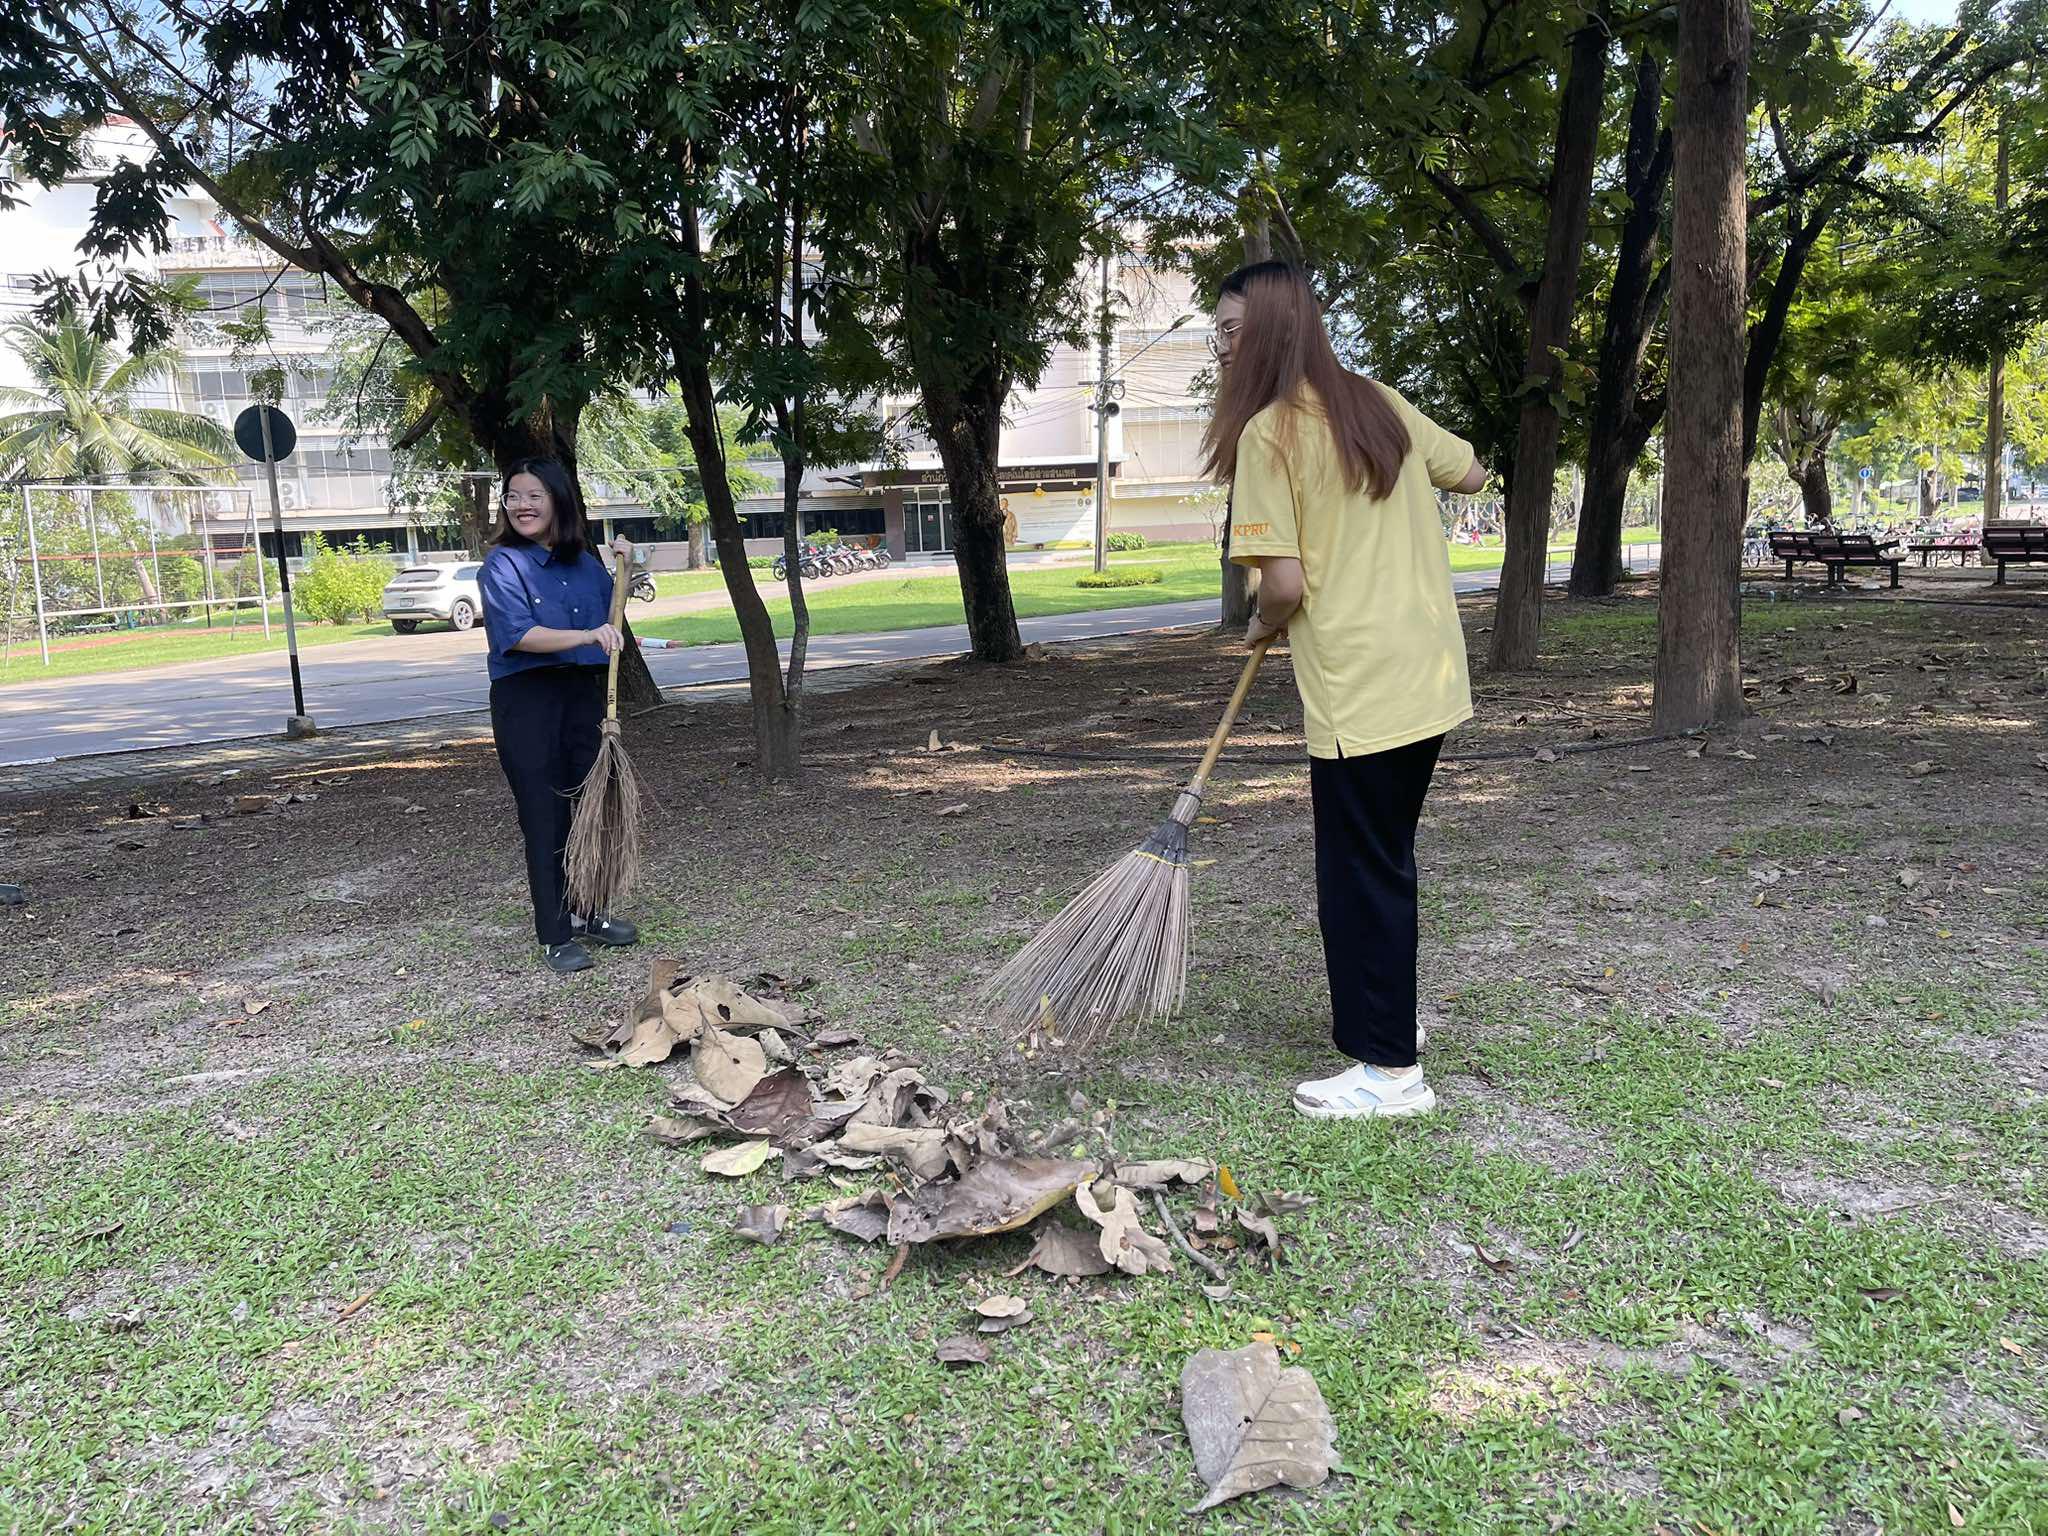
[
  {"x1": 564, "y1": 720, "x2": 644, "y2": 920},
  {"x1": 982, "y1": 801, "x2": 1198, "y2": 1052}
]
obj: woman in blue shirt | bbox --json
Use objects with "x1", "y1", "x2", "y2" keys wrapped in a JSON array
[{"x1": 479, "y1": 457, "x2": 640, "y2": 973}]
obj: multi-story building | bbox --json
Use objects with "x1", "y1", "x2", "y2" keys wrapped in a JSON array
[{"x1": 4, "y1": 123, "x2": 1220, "y2": 566}]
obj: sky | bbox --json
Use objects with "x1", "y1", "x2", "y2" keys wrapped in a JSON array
[{"x1": 1886, "y1": 0, "x2": 1959, "y2": 21}]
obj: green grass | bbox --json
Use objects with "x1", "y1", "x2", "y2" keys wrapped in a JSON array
[
  {"x1": 638, "y1": 544, "x2": 1226, "y2": 647},
  {"x1": 648, "y1": 570, "x2": 738, "y2": 599},
  {"x1": 0, "y1": 613, "x2": 393, "y2": 686}
]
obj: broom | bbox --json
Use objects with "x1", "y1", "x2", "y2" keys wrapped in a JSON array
[
  {"x1": 983, "y1": 638, "x2": 1273, "y2": 1049},
  {"x1": 563, "y1": 543, "x2": 645, "y2": 919}
]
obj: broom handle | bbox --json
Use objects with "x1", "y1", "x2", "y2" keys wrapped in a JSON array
[
  {"x1": 600, "y1": 544, "x2": 633, "y2": 725},
  {"x1": 1187, "y1": 637, "x2": 1272, "y2": 795}
]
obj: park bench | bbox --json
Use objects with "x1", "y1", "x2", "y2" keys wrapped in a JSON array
[
  {"x1": 1982, "y1": 524, "x2": 2048, "y2": 586},
  {"x1": 1767, "y1": 530, "x2": 1824, "y2": 579},
  {"x1": 1809, "y1": 533, "x2": 1903, "y2": 588},
  {"x1": 1907, "y1": 538, "x2": 1978, "y2": 567}
]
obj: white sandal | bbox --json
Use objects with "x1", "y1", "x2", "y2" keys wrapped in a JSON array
[{"x1": 1293, "y1": 1061, "x2": 1437, "y2": 1120}]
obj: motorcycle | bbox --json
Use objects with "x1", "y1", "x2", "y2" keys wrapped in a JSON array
[{"x1": 629, "y1": 570, "x2": 658, "y2": 603}]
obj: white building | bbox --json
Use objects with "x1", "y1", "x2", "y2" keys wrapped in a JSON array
[{"x1": 3, "y1": 124, "x2": 1220, "y2": 565}]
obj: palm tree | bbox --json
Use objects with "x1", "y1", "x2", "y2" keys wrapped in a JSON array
[
  {"x1": 0, "y1": 314, "x2": 231, "y2": 480},
  {"x1": 0, "y1": 315, "x2": 234, "y2": 620}
]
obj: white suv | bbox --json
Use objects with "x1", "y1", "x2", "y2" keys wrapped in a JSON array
[{"x1": 382, "y1": 562, "x2": 484, "y2": 633}]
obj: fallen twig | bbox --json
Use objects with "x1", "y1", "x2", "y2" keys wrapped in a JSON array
[
  {"x1": 334, "y1": 1289, "x2": 376, "y2": 1323},
  {"x1": 1150, "y1": 1190, "x2": 1227, "y2": 1287},
  {"x1": 880, "y1": 1242, "x2": 910, "y2": 1291}
]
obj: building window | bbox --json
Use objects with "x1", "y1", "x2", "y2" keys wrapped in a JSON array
[
  {"x1": 905, "y1": 499, "x2": 956, "y2": 554},
  {"x1": 808, "y1": 505, "x2": 884, "y2": 538}
]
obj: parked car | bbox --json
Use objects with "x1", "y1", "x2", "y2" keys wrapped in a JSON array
[{"x1": 382, "y1": 562, "x2": 484, "y2": 633}]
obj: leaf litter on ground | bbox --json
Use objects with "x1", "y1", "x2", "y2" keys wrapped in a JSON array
[{"x1": 613, "y1": 960, "x2": 1306, "y2": 1288}]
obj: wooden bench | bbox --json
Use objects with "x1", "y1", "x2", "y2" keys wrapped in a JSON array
[
  {"x1": 1907, "y1": 538, "x2": 1979, "y2": 567},
  {"x1": 1767, "y1": 530, "x2": 1824, "y2": 579},
  {"x1": 1810, "y1": 533, "x2": 1903, "y2": 588},
  {"x1": 1983, "y1": 524, "x2": 2048, "y2": 585}
]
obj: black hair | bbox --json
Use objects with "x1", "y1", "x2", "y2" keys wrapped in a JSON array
[
  {"x1": 1217, "y1": 259, "x2": 1305, "y2": 298},
  {"x1": 492, "y1": 456, "x2": 590, "y2": 560}
]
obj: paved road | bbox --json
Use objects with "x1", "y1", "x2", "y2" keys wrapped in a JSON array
[{"x1": 0, "y1": 553, "x2": 1632, "y2": 766}]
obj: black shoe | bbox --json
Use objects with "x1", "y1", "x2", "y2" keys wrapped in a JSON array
[
  {"x1": 573, "y1": 914, "x2": 638, "y2": 948},
  {"x1": 543, "y1": 940, "x2": 595, "y2": 974}
]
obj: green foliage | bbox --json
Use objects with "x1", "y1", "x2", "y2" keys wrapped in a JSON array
[
  {"x1": 0, "y1": 315, "x2": 230, "y2": 481},
  {"x1": 1075, "y1": 567, "x2": 1163, "y2": 589},
  {"x1": 293, "y1": 534, "x2": 392, "y2": 624},
  {"x1": 1104, "y1": 532, "x2": 1147, "y2": 552}
]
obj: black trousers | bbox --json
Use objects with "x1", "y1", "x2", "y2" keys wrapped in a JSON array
[
  {"x1": 1309, "y1": 734, "x2": 1445, "y2": 1068},
  {"x1": 490, "y1": 665, "x2": 604, "y2": 947}
]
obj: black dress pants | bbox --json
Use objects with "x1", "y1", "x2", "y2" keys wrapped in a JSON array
[
  {"x1": 1309, "y1": 734, "x2": 1445, "y2": 1068},
  {"x1": 490, "y1": 665, "x2": 604, "y2": 947}
]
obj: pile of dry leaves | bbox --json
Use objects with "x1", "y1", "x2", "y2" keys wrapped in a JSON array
[{"x1": 582, "y1": 964, "x2": 1339, "y2": 1512}]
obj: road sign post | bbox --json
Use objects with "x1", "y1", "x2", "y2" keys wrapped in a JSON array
[{"x1": 236, "y1": 404, "x2": 316, "y2": 738}]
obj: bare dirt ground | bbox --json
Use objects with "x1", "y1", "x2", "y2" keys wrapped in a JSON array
[{"x1": 3, "y1": 568, "x2": 2044, "y2": 1534}]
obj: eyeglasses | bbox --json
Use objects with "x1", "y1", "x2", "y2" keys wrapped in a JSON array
[
  {"x1": 1205, "y1": 319, "x2": 1243, "y2": 358},
  {"x1": 502, "y1": 494, "x2": 550, "y2": 510}
]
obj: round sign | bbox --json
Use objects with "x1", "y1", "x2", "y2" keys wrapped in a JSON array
[
  {"x1": 1858, "y1": 466, "x2": 1873, "y2": 480},
  {"x1": 234, "y1": 404, "x2": 297, "y2": 463}
]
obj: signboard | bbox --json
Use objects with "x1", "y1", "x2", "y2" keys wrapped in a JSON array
[
  {"x1": 234, "y1": 404, "x2": 297, "y2": 463},
  {"x1": 861, "y1": 459, "x2": 1113, "y2": 490}
]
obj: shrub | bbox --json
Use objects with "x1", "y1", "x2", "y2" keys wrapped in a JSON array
[
  {"x1": 1105, "y1": 531, "x2": 1147, "y2": 552},
  {"x1": 1075, "y1": 568, "x2": 1164, "y2": 589},
  {"x1": 294, "y1": 534, "x2": 391, "y2": 623}
]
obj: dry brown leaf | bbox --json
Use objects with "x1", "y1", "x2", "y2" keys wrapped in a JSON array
[
  {"x1": 1180, "y1": 1343, "x2": 1339, "y2": 1511},
  {"x1": 692, "y1": 1024, "x2": 768, "y2": 1106},
  {"x1": 1236, "y1": 1208, "x2": 1283, "y2": 1262},
  {"x1": 810, "y1": 1026, "x2": 862, "y2": 1050},
  {"x1": 973, "y1": 1294, "x2": 1029, "y2": 1320},
  {"x1": 1906, "y1": 760, "x2": 1942, "y2": 778},
  {"x1": 701, "y1": 1140, "x2": 774, "y2": 1178},
  {"x1": 644, "y1": 1114, "x2": 723, "y2": 1146},
  {"x1": 1533, "y1": 747, "x2": 1560, "y2": 764},
  {"x1": 853, "y1": 1065, "x2": 945, "y2": 1128},
  {"x1": 837, "y1": 1121, "x2": 956, "y2": 1182},
  {"x1": 735, "y1": 1203, "x2": 790, "y2": 1245},
  {"x1": 1004, "y1": 1222, "x2": 1114, "y2": 1278},
  {"x1": 816, "y1": 1191, "x2": 893, "y2": 1243},
  {"x1": 1258, "y1": 1190, "x2": 1315, "y2": 1216},
  {"x1": 977, "y1": 1307, "x2": 1035, "y2": 1334},
  {"x1": 887, "y1": 1157, "x2": 1092, "y2": 1244},
  {"x1": 1075, "y1": 1179, "x2": 1174, "y2": 1276},
  {"x1": 728, "y1": 1068, "x2": 821, "y2": 1143},
  {"x1": 934, "y1": 803, "x2": 969, "y2": 817},
  {"x1": 1191, "y1": 1205, "x2": 1221, "y2": 1235},
  {"x1": 1113, "y1": 1158, "x2": 1214, "y2": 1191},
  {"x1": 927, "y1": 728, "x2": 943, "y2": 752},
  {"x1": 1473, "y1": 1242, "x2": 1515, "y2": 1274},
  {"x1": 935, "y1": 1334, "x2": 989, "y2": 1367}
]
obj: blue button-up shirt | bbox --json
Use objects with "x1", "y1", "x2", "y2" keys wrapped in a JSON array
[{"x1": 479, "y1": 541, "x2": 616, "y2": 682}]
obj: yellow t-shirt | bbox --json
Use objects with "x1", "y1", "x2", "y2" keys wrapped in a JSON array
[{"x1": 1228, "y1": 384, "x2": 1475, "y2": 759}]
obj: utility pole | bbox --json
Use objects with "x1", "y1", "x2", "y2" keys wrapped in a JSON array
[
  {"x1": 1091, "y1": 252, "x2": 1116, "y2": 576},
  {"x1": 1985, "y1": 106, "x2": 2010, "y2": 527}
]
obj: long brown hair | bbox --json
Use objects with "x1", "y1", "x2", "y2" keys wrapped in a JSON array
[{"x1": 1201, "y1": 262, "x2": 1410, "y2": 500}]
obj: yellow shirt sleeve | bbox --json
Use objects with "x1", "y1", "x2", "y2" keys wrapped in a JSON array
[
  {"x1": 1227, "y1": 412, "x2": 1300, "y2": 566},
  {"x1": 1401, "y1": 394, "x2": 1478, "y2": 490}
]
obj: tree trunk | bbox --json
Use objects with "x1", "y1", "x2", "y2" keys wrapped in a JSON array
[
  {"x1": 1919, "y1": 470, "x2": 1938, "y2": 522},
  {"x1": 681, "y1": 363, "x2": 798, "y2": 776},
  {"x1": 1488, "y1": 23, "x2": 1609, "y2": 670},
  {"x1": 1793, "y1": 457, "x2": 1833, "y2": 527},
  {"x1": 1654, "y1": 0, "x2": 1751, "y2": 735},
  {"x1": 457, "y1": 475, "x2": 494, "y2": 558},
  {"x1": 1571, "y1": 50, "x2": 1672, "y2": 599},
  {"x1": 920, "y1": 372, "x2": 1023, "y2": 662},
  {"x1": 1985, "y1": 113, "x2": 2010, "y2": 525},
  {"x1": 1741, "y1": 205, "x2": 1831, "y2": 468}
]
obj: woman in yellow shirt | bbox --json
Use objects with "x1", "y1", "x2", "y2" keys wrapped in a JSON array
[{"x1": 1208, "y1": 262, "x2": 1487, "y2": 1119}]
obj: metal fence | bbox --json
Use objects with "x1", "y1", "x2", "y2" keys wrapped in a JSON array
[{"x1": 4, "y1": 478, "x2": 270, "y2": 667}]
